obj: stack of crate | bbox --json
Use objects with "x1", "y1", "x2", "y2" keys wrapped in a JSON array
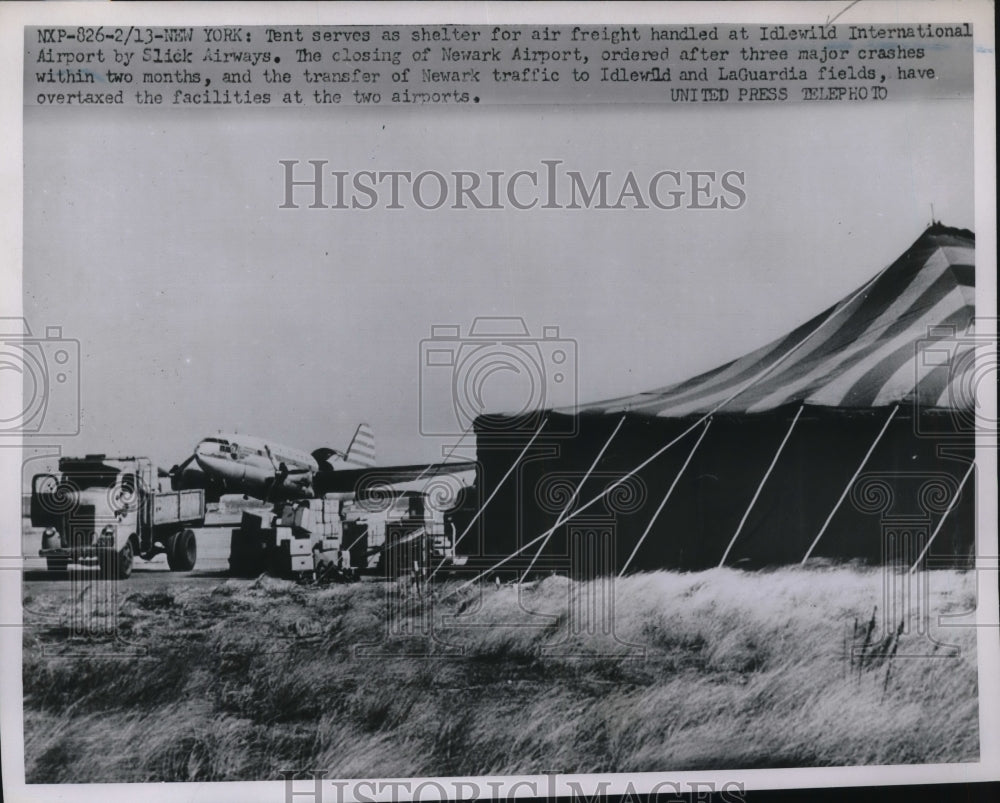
[
  {"x1": 262, "y1": 498, "x2": 350, "y2": 578},
  {"x1": 268, "y1": 524, "x2": 313, "y2": 576},
  {"x1": 226, "y1": 495, "x2": 378, "y2": 580},
  {"x1": 311, "y1": 498, "x2": 344, "y2": 543},
  {"x1": 310, "y1": 497, "x2": 349, "y2": 572}
]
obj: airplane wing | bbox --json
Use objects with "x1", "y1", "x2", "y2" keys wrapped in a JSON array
[{"x1": 317, "y1": 460, "x2": 477, "y2": 494}]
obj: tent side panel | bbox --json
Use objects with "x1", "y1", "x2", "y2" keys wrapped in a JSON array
[{"x1": 472, "y1": 410, "x2": 975, "y2": 573}]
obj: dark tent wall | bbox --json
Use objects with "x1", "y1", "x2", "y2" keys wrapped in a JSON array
[
  {"x1": 468, "y1": 408, "x2": 974, "y2": 574},
  {"x1": 465, "y1": 225, "x2": 976, "y2": 575}
]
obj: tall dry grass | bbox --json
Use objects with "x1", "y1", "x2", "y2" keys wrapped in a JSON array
[{"x1": 22, "y1": 565, "x2": 978, "y2": 781}]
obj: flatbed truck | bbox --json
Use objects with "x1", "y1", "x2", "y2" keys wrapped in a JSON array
[{"x1": 31, "y1": 455, "x2": 205, "y2": 579}]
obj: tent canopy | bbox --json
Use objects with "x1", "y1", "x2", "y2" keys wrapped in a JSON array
[{"x1": 563, "y1": 224, "x2": 974, "y2": 419}]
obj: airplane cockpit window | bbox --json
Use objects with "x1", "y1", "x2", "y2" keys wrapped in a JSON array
[{"x1": 201, "y1": 437, "x2": 230, "y2": 446}]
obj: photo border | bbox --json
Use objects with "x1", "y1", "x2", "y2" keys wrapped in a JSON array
[{"x1": 1, "y1": 2, "x2": 996, "y2": 801}]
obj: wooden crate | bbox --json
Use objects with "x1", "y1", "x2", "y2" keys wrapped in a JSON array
[{"x1": 290, "y1": 555, "x2": 312, "y2": 573}]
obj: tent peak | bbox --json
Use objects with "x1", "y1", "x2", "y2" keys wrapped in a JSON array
[{"x1": 922, "y1": 221, "x2": 974, "y2": 241}]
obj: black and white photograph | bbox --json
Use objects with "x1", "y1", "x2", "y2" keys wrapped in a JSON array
[{"x1": 1, "y1": 2, "x2": 997, "y2": 801}]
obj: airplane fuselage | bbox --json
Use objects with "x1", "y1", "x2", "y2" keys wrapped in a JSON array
[
  {"x1": 171, "y1": 423, "x2": 377, "y2": 503},
  {"x1": 193, "y1": 434, "x2": 318, "y2": 500}
]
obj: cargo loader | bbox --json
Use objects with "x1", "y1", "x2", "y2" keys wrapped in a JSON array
[
  {"x1": 228, "y1": 496, "x2": 355, "y2": 581},
  {"x1": 227, "y1": 491, "x2": 466, "y2": 581}
]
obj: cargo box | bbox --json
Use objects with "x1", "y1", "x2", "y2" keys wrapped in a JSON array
[
  {"x1": 277, "y1": 538, "x2": 312, "y2": 557},
  {"x1": 293, "y1": 506, "x2": 312, "y2": 532},
  {"x1": 307, "y1": 498, "x2": 338, "y2": 520},
  {"x1": 290, "y1": 555, "x2": 312, "y2": 573},
  {"x1": 277, "y1": 503, "x2": 295, "y2": 526},
  {"x1": 317, "y1": 523, "x2": 343, "y2": 540}
]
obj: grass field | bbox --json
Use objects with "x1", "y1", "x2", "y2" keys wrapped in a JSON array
[{"x1": 22, "y1": 565, "x2": 979, "y2": 782}]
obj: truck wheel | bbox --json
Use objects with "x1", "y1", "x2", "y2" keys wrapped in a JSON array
[
  {"x1": 46, "y1": 557, "x2": 69, "y2": 573},
  {"x1": 167, "y1": 529, "x2": 197, "y2": 571},
  {"x1": 101, "y1": 540, "x2": 133, "y2": 581}
]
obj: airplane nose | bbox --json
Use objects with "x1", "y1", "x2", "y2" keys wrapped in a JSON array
[{"x1": 194, "y1": 453, "x2": 228, "y2": 475}]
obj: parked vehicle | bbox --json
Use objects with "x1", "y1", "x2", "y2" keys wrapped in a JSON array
[{"x1": 31, "y1": 455, "x2": 205, "y2": 579}]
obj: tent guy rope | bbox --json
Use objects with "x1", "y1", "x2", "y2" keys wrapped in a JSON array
[
  {"x1": 520, "y1": 414, "x2": 626, "y2": 582},
  {"x1": 909, "y1": 460, "x2": 975, "y2": 575},
  {"x1": 719, "y1": 403, "x2": 805, "y2": 568},
  {"x1": 801, "y1": 403, "x2": 900, "y2": 564},
  {"x1": 619, "y1": 417, "x2": 713, "y2": 577},
  {"x1": 427, "y1": 415, "x2": 549, "y2": 582}
]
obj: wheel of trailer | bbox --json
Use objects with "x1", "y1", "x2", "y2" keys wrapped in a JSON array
[
  {"x1": 101, "y1": 540, "x2": 133, "y2": 581},
  {"x1": 167, "y1": 528, "x2": 197, "y2": 571},
  {"x1": 46, "y1": 557, "x2": 69, "y2": 573}
]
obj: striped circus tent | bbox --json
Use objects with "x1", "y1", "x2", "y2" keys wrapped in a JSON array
[
  {"x1": 463, "y1": 224, "x2": 977, "y2": 578},
  {"x1": 573, "y1": 224, "x2": 975, "y2": 418}
]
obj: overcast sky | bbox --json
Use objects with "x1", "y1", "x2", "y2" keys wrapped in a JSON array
[{"x1": 22, "y1": 98, "x2": 973, "y2": 471}]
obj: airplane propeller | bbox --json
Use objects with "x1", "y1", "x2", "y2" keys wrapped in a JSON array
[
  {"x1": 167, "y1": 454, "x2": 196, "y2": 487},
  {"x1": 262, "y1": 445, "x2": 312, "y2": 504},
  {"x1": 165, "y1": 453, "x2": 223, "y2": 502}
]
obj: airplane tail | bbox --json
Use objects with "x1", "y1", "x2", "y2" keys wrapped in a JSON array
[
  {"x1": 344, "y1": 422, "x2": 376, "y2": 467},
  {"x1": 311, "y1": 423, "x2": 376, "y2": 470}
]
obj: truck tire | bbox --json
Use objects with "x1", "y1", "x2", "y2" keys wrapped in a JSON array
[
  {"x1": 167, "y1": 529, "x2": 197, "y2": 571},
  {"x1": 101, "y1": 540, "x2": 133, "y2": 581}
]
